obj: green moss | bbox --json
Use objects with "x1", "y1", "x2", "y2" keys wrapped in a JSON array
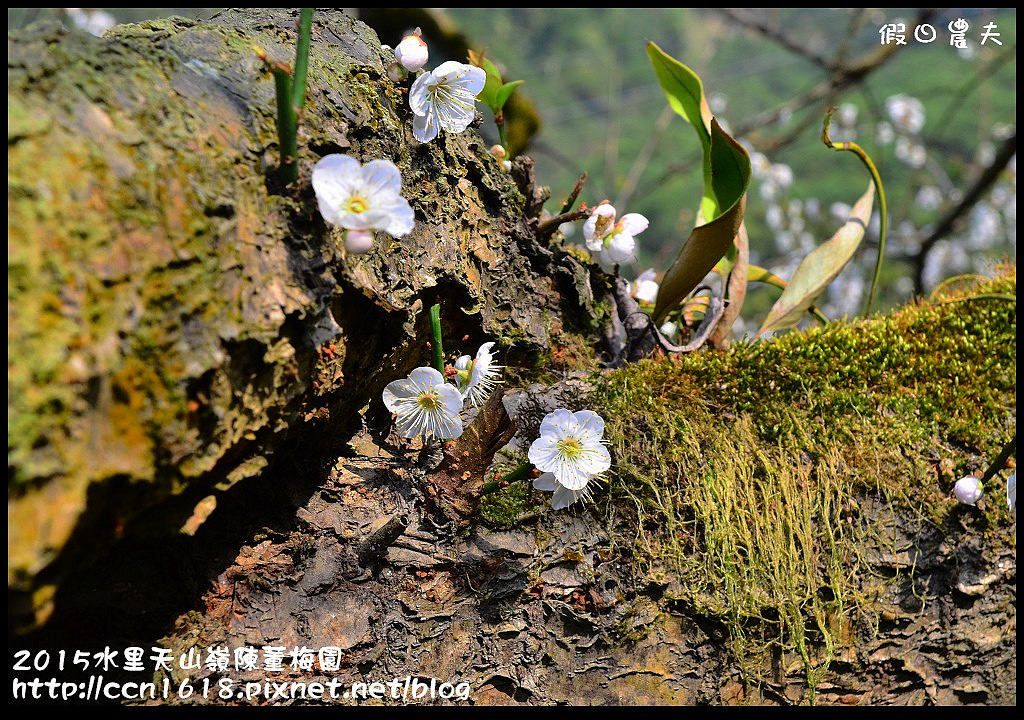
[
  {"x1": 593, "y1": 271, "x2": 1016, "y2": 697},
  {"x1": 480, "y1": 479, "x2": 539, "y2": 528}
]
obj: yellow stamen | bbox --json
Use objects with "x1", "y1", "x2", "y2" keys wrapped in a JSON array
[
  {"x1": 556, "y1": 437, "x2": 584, "y2": 460},
  {"x1": 417, "y1": 392, "x2": 440, "y2": 410}
]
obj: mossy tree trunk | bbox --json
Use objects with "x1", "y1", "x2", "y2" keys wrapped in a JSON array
[{"x1": 8, "y1": 8, "x2": 596, "y2": 630}]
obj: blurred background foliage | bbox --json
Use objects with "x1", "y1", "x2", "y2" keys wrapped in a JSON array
[{"x1": 11, "y1": 8, "x2": 1015, "y2": 335}]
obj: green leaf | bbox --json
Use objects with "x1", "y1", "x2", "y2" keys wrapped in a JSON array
[
  {"x1": 747, "y1": 264, "x2": 789, "y2": 290},
  {"x1": 821, "y1": 108, "x2": 888, "y2": 315},
  {"x1": 652, "y1": 120, "x2": 748, "y2": 324},
  {"x1": 747, "y1": 265, "x2": 829, "y2": 324},
  {"x1": 646, "y1": 42, "x2": 716, "y2": 218},
  {"x1": 468, "y1": 49, "x2": 503, "y2": 111},
  {"x1": 646, "y1": 43, "x2": 751, "y2": 324},
  {"x1": 758, "y1": 182, "x2": 874, "y2": 336},
  {"x1": 494, "y1": 80, "x2": 524, "y2": 111}
]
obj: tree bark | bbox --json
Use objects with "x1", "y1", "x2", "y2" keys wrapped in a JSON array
[
  {"x1": 7, "y1": 8, "x2": 596, "y2": 629},
  {"x1": 7, "y1": 10, "x2": 1015, "y2": 707}
]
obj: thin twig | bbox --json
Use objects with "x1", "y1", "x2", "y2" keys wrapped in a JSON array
[
  {"x1": 716, "y1": 8, "x2": 833, "y2": 70},
  {"x1": 911, "y1": 132, "x2": 1016, "y2": 294},
  {"x1": 558, "y1": 172, "x2": 588, "y2": 216},
  {"x1": 980, "y1": 437, "x2": 1016, "y2": 486},
  {"x1": 537, "y1": 209, "x2": 590, "y2": 237}
]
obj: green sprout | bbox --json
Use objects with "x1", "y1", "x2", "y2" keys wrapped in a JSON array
[
  {"x1": 260, "y1": 8, "x2": 313, "y2": 185},
  {"x1": 468, "y1": 49, "x2": 524, "y2": 154}
]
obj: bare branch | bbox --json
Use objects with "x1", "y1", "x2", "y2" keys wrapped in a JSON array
[{"x1": 911, "y1": 132, "x2": 1017, "y2": 294}]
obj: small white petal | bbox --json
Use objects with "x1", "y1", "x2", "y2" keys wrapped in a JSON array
[
  {"x1": 360, "y1": 159, "x2": 403, "y2": 197},
  {"x1": 436, "y1": 383, "x2": 465, "y2": 414},
  {"x1": 413, "y1": 110, "x2": 440, "y2": 143},
  {"x1": 408, "y1": 366, "x2": 445, "y2": 388},
  {"x1": 574, "y1": 444, "x2": 611, "y2": 476},
  {"x1": 382, "y1": 379, "x2": 417, "y2": 411},
  {"x1": 381, "y1": 200, "x2": 415, "y2": 237},
  {"x1": 539, "y1": 408, "x2": 575, "y2": 438},
  {"x1": 528, "y1": 435, "x2": 561, "y2": 470},
  {"x1": 605, "y1": 233, "x2": 636, "y2": 263},
  {"x1": 618, "y1": 213, "x2": 649, "y2": 236},
  {"x1": 1008, "y1": 473, "x2": 1016, "y2": 512},
  {"x1": 571, "y1": 410, "x2": 605, "y2": 439},
  {"x1": 551, "y1": 484, "x2": 582, "y2": 510},
  {"x1": 409, "y1": 70, "x2": 435, "y2": 116},
  {"x1": 555, "y1": 463, "x2": 592, "y2": 491},
  {"x1": 533, "y1": 473, "x2": 558, "y2": 492}
]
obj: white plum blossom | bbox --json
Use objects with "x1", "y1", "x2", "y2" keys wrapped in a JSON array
[
  {"x1": 584, "y1": 203, "x2": 648, "y2": 272},
  {"x1": 453, "y1": 342, "x2": 503, "y2": 407},
  {"x1": 770, "y1": 163, "x2": 794, "y2": 189},
  {"x1": 632, "y1": 269, "x2": 659, "y2": 304},
  {"x1": 409, "y1": 61, "x2": 486, "y2": 143},
  {"x1": 875, "y1": 121, "x2": 895, "y2": 146},
  {"x1": 915, "y1": 186, "x2": 943, "y2": 212},
  {"x1": 383, "y1": 367, "x2": 463, "y2": 440},
  {"x1": 311, "y1": 155, "x2": 415, "y2": 253},
  {"x1": 528, "y1": 409, "x2": 610, "y2": 492},
  {"x1": 885, "y1": 94, "x2": 925, "y2": 135},
  {"x1": 533, "y1": 472, "x2": 592, "y2": 510},
  {"x1": 894, "y1": 136, "x2": 927, "y2": 168},
  {"x1": 65, "y1": 7, "x2": 116, "y2": 36},
  {"x1": 837, "y1": 103, "x2": 858, "y2": 127},
  {"x1": 1007, "y1": 473, "x2": 1016, "y2": 512},
  {"x1": 954, "y1": 476, "x2": 984, "y2": 506},
  {"x1": 395, "y1": 30, "x2": 429, "y2": 72}
]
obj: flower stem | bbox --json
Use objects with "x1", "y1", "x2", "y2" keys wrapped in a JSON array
[
  {"x1": 291, "y1": 9, "x2": 313, "y2": 110},
  {"x1": 271, "y1": 65, "x2": 298, "y2": 185},
  {"x1": 482, "y1": 462, "x2": 535, "y2": 495},
  {"x1": 496, "y1": 117, "x2": 508, "y2": 154},
  {"x1": 429, "y1": 303, "x2": 444, "y2": 374},
  {"x1": 822, "y1": 107, "x2": 888, "y2": 316},
  {"x1": 267, "y1": 9, "x2": 313, "y2": 186},
  {"x1": 980, "y1": 436, "x2": 1016, "y2": 485}
]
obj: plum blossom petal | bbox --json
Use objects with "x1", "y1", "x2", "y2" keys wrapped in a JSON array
[
  {"x1": 312, "y1": 155, "x2": 415, "y2": 251},
  {"x1": 383, "y1": 366, "x2": 463, "y2": 440},
  {"x1": 410, "y1": 62, "x2": 485, "y2": 143},
  {"x1": 453, "y1": 342, "x2": 503, "y2": 407},
  {"x1": 529, "y1": 408, "x2": 611, "y2": 492}
]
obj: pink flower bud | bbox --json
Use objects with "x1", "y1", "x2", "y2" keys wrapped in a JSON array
[
  {"x1": 345, "y1": 229, "x2": 374, "y2": 254},
  {"x1": 395, "y1": 32, "x2": 428, "y2": 72},
  {"x1": 954, "y1": 476, "x2": 983, "y2": 506}
]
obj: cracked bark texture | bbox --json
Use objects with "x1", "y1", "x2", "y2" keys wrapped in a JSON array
[
  {"x1": 8, "y1": 8, "x2": 596, "y2": 629},
  {"x1": 7, "y1": 10, "x2": 1015, "y2": 707}
]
